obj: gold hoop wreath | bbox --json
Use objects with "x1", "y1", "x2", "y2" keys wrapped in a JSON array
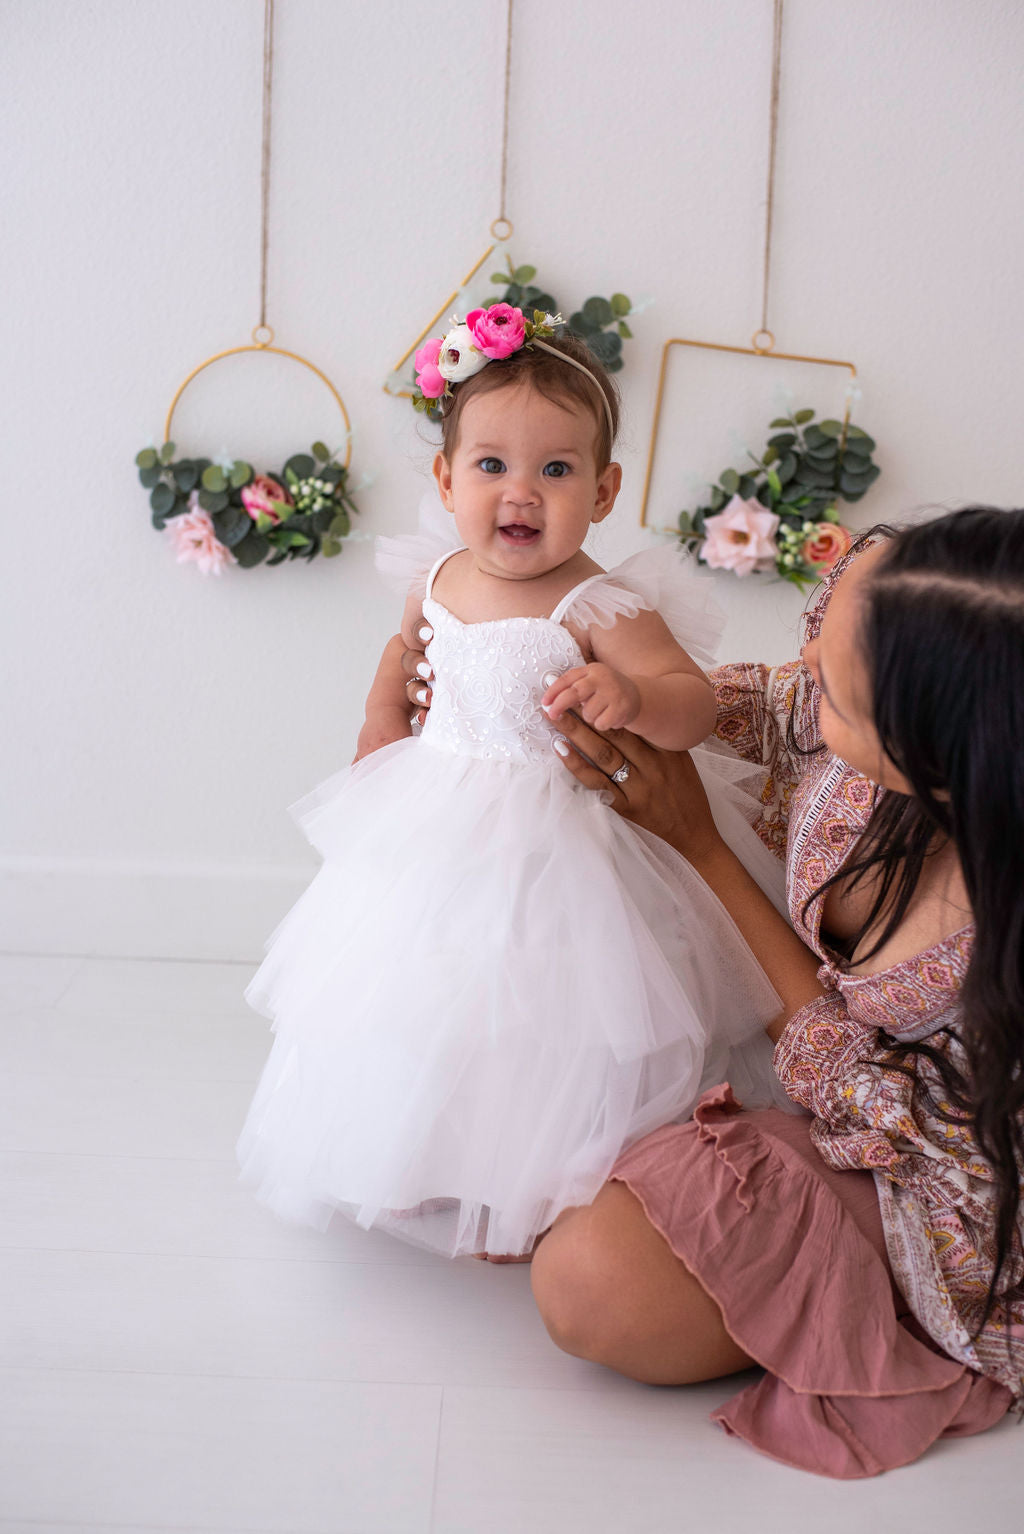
[{"x1": 135, "y1": 333, "x2": 360, "y2": 574}]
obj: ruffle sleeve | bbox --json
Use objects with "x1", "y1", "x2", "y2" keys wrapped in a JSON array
[
  {"x1": 374, "y1": 490, "x2": 461, "y2": 600},
  {"x1": 559, "y1": 544, "x2": 725, "y2": 669}
]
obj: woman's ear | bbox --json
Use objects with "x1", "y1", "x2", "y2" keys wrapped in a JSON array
[
  {"x1": 432, "y1": 452, "x2": 455, "y2": 512},
  {"x1": 591, "y1": 461, "x2": 622, "y2": 524}
]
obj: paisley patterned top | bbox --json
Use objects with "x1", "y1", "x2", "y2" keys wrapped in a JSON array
[{"x1": 712, "y1": 554, "x2": 1024, "y2": 1401}]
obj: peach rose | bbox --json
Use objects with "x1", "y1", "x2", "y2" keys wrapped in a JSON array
[
  {"x1": 802, "y1": 521, "x2": 853, "y2": 575},
  {"x1": 240, "y1": 475, "x2": 293, "y2": 526},
  {"x1": 700, "y1": 496, "x2": 779, "y2": 577}
]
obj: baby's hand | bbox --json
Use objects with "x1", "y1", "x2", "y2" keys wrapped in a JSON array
[{"x1": 542, "y1": 664, "x2": 641, "y2": 732}]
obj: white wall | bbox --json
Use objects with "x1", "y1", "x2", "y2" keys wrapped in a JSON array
[{"x1": 3, "y1": 0, "x2": 1022, "y2": 959}]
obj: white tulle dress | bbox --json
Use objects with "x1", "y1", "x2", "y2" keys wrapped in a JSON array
[{"x1": 237, "y1": 518, "x2": 792, "y2": 1258}]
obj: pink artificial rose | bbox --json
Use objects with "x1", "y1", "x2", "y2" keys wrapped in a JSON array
[
  {"x1": 802, "y1": 521, "x2": 854, "y2": 575},
  {"x1": 700, "y1": 496, "x2": 780, "y2": 577},
  {"x1": 465, "y1": 303, "x2": 526, "y2": 359},
  {"x1": 165, "y1": 498, "x2": 237, "y2": 576},
  {"x1": 240, "y1": 474, "x2": 293, "y2": 526},
  {"x1": 414, "y1": 336, "x2": 447, "y2": 399}
]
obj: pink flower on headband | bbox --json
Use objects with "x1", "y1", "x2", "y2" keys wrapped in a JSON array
[
  {"x1": 414, "y1": 337, "x2": 446, "y2": 400},
  {"x1": 466, "y1": 303, "x2": 526, "y2": 359}
]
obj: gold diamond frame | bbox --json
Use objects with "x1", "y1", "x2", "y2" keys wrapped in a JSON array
[{"x1": 639, "y1": 331, "x2": 858, "y2": 529}]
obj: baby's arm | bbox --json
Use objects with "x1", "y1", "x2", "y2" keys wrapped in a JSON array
[
  {"x1": 354, "y1": 591, "x2": 431, "y2": 761},
  {"x1": 542, "y1": 608, "x2": 716, "y2": 751}
]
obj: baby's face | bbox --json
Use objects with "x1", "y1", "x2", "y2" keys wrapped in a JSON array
[{"x1": 433, "y1": 382, "x2": 621, "y2": 582}]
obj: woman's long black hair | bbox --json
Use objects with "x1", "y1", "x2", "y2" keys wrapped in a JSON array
[{"x1": 808, "y1": 507, "x2": 1024, "y2": 1328}]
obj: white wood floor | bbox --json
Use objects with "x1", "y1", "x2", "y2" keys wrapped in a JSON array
[{"x1": 0, "y1": 953, "x2": 1017, "y2": 1534}]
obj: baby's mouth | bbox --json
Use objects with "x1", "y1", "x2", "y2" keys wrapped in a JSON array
[{"x1": 499, "y1": 523, "x2": 541, "y2": 545}]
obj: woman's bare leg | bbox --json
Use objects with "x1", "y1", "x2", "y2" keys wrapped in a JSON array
[{"x1": 531, "y1": 1180, "x2": 753, "y2": 1385}]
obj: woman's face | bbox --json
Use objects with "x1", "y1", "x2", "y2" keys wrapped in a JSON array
[{"x1": 801, "y1": 543, "x2": 914, "y2": 794}]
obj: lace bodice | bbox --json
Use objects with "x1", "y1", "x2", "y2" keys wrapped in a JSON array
[{"x1": 420, "y1": 596, "x2": 583, "y2": 765}]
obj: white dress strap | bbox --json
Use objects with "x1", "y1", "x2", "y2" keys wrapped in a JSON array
[
  {"x1": 549, "y1": 572, "x2": 606, "y2": 625},
  {"x1": 425, "y1": 546, "x2": 466, "y2": 600}
]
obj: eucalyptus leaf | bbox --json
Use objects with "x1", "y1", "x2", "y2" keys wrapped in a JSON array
[
  {"x1": 709, "y1": 485, "x2": 726, "y2": 512},
  {"x1": 322, "y1": 536, "x2": 342, "y2": 557},
  {"x1": 567, "y1": 310, "x2": 597, "y2": 337},
  {"x1": 212, "y1": 506, "x2": 251, "y2": 547},
  {"x1": 284, "y1": 454, "x2": 316, "y2": 480},
  {"x1": 329, "y1": 510, "x2": 351, "y2": 539},
  {"x1": 738, "y1": 475, "x2": 757, "y2": 500},
  {"x1": 777, "y1": 454, "x2": 798, "y2": 484},
  {"x1": 230, "y1": 530, "x2": 267, "y2": 567},
  {"x1": 320, "y1": 464, "x2": 342, "y2": 485},
  {"x1": 769, "y1": 417, "x2": 792, "y2": 429},
  {"x1": 311, "y1": 441, "x2": 330, "y2": 462},
  {"x1": 768, "y1": 432, "x2": 796, "y2": 451},
  {"x1": 720, "y1": 468, "x2": 740, "y2": 495},
  {"x1": 606, "y1": 357, "x2": 624, "y2": 373},
  {"x1": 765, "y1": 468, "x2": 782, "y2": 497},
  {"x1": 513, "y1": 265, "x2": 537, "y2": 284},
  {"x1": 793, "y1": 409, "x2": 815, "y2": 424},
  {"x1": 677, "y1": 511, "x2": 693, "y2": 535},
  {"x1": 585, "y1": 330, "x2": 622, "y2": 364},
  {"x1": 840, "y1": 464, "x2": 880, "y2": 495},
  {"x1": 617, "y1": 321, "x2": 633, "y2": 339},
  {"x1": 150, "y1": 483, "x2": 175, "y2": 516},
  {"x1": 201, "y1": 464, "x2": 226, "y2": 493},
  {"x1": 139, "y1": 464, "x2": 162, "y2": 489},
  {"x1": 229, "y1": 461, "x2": 252, "y2": 489},
  {"x1": 265, "y1": 549, "x2": 289, "y2": 566},
  {"x1": 150, "y1": 505, "x2": 169, "y2": 530},
  {"x1": 173, "y1": 461, "x2": 199, "y2": 492},
  {"x1": 762, "y1": 445, "x2": 779, "y2": 466},
  {"x1": 818, "y1": 419, "x2": 844, "y2": 439},
  {"x1": 135, "y1": 448, "x2": 158, "y2": 469},
  {"x1": 610, "y1": 293, "x2": 631, "y2": 317},
  {"x1": 198, "y1": 488, "x2": 230, "y2": 514},
  {"x1": 159, "y1": 441, "x2": 176, "y2": 463},
  {"x1": 803, "y1": 426, "x2": 829, "y2": 449},
  {"x1": 582, "y1": 295, "x2": 613, "y2": 328},
  {"x1": 845, "y1": 427, "x2": 876, "y2": 450}
]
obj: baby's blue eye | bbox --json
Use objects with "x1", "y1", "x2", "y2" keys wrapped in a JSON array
[
  {"x1": 543, "y1": 461, "x2": 571, "y2": 478},
  {"x1": 478, "y1": 457, "x2": 505, "y2": 474}
]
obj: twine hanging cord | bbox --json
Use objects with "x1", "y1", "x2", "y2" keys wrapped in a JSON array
[
  {"x1": 490, "y1": 0, "x2": 514, "y2": 240},
  {"x1": 257, "y1": 0, "x2": 275, "y2": 341},
  {"x1": 756, "y1": 0, "x2": 784, "y2": 350}
]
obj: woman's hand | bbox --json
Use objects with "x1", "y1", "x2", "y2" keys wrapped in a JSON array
[
  {"x1": 400, "y1": 625, "x2": 434, "y2": 725},
  {"x1": 550, "y1": 704, "x2": 725, "y2": 871}
]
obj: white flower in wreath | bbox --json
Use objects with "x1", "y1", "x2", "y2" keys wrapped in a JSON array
[{"x1": 437, "y1": 324, "x2": 488, "y2": 383}]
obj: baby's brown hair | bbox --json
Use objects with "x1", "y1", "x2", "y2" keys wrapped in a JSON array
[{"x1": 438, "y1": 331, "x2": 621, "y2": 469}]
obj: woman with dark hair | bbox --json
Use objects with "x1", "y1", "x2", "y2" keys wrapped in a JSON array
[{"x1": 517, "y1": 506, "x2": 1024, "y2": 1475}]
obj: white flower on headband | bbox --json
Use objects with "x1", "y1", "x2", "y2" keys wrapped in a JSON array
[{"x1": 437, "y1": 325, "x2": 488, "y2": 384}]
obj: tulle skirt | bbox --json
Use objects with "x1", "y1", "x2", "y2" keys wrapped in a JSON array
[{"x1": 237, "y1": 736, "x2": 788, "y2": 1257}]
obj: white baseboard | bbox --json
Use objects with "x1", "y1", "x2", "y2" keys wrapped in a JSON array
[{"x1": 0, "y1": 855, "x2": 316, "y2": 962}]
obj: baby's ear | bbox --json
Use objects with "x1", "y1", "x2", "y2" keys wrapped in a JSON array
[
  {"x1": 592, "y1": 461, "x2": 622, "y2": 523},
  {"x1": 432, "y1": 452, "x2": 455, "y2": 512}
]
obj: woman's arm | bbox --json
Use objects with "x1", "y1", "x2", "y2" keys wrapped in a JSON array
[{"x1": 552, "y1": 710, "x2": 825, "y2": 1041}]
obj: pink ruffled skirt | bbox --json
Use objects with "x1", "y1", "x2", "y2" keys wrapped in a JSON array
[{"x1": 611, "y1": 1084, "x2": 1011, "y2": 1478}]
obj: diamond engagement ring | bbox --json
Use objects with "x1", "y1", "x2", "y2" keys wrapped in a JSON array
[{"x1": 610, "y1": 762, "x2": 631, "y2": 785}]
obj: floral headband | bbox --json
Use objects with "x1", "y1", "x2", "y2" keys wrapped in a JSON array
[{"x1": 412, "y1": 303, "x2": 616, "y2": 440}]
